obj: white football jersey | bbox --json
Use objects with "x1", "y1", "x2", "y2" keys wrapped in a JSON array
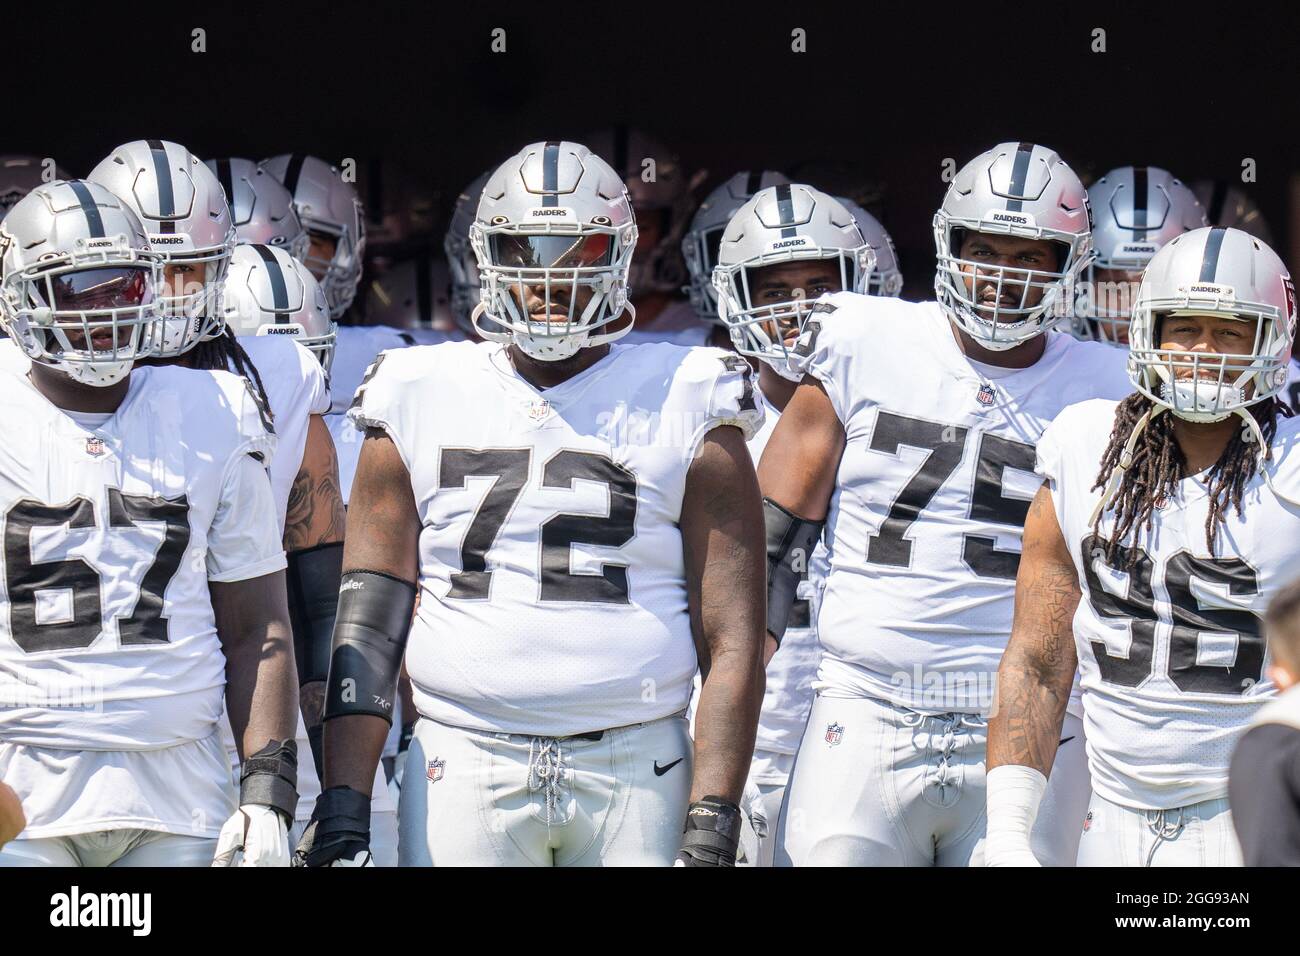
[
  {"x1": 749, "y1": 385, "x2": 822, "y2": 764},
  {"x1": 1038, "y1": 399, "x2": 1299, "y2": 809},
  {"x1": 620, "y1": 300, "x2": 710, "y2": 347},
  {"x1": 0, "y1": 365, "x2": 283, "y2": 750},
  {"x1": 236, "y1": 336, "x2": 331, "y2": 530},
  {"x1": 800, "y1": 294, "x2": 1131, "y2": 713},
  {"x1": 328, "y1": 325, "x2": 454, "y2": 503},
  {"x1": 349, "y1": 339, "x2": 763, "y2": 736}
]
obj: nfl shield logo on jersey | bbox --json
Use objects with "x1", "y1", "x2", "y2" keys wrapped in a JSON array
[
  {"x1": 84, "y1": 437, "x2": 105, "y2": 458},
  {"x1": 976, "y1": 383, "x2": 996, "y2": 407},
  {"x1": 527, "y1": 399, "x2": 551, "y2": 422},
  {"x1": 426, "y1": 758, "x2": 445, "y2": 783},
  {"x1": 824, "y1": 722, "x2": 844, "y2": 747}
]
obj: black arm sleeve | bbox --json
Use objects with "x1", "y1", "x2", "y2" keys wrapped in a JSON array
[
  {"x1": 763, "y1": 498, "x2": 823, "y2": 645},
  {"x1": 1228, "y1": 723, "x2": 1300, "y2": 866},
  {"x1": 287, "y1": 542, "x2": 344, "y2": 686},
  {"x1": 323, "y1": 569, "x2": 417, "y2": 726}
]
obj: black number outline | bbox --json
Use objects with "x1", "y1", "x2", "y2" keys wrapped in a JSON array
[
  {"x1": 538, "y1": 450, "x2": 639, "y2": 604},
  {"x1": 437, "y1": 448, "x2": 532, "y2": 601},
  {"x1": 961, "y1": 431, "x2": 1038, "y2": 580},
  {"x1": 107, "y1": 489, "x2": 191, "y2": 646}
]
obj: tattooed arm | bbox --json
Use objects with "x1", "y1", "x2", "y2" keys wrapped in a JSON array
[
  {"x1": 682, "y1": 425, "x2": 766, "y2": 805},
  {"x1": 284, "y1": 414, "x2": 346, "y2": 553},
  {"x1": 982, "y1": 481, "x2": 1080, "y2": 866},
  {"x1": 284, "y1": 414, "x2": 347, "y2": 767},
  {"x1": 987, "y1": 481, "x2": 1080, "y2": 774}
]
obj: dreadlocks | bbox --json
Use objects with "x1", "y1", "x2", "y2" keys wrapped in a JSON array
[
  {"x1": 1091, "y1": 392, "x2": 1292, "y2": 565},
  {"x1": 186, "y1": 328, "x2": 274, "y2": 424}
]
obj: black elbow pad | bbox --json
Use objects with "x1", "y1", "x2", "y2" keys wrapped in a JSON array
[
  {"x1": 287, "y1": 542, "x2": 344, "y2": 686},
  {"x1": 323, "y1": 570, "x2": 417, "y2": 726},
  {"x1": 763, "y1": 498, "x2": 823, "y2": 646}
]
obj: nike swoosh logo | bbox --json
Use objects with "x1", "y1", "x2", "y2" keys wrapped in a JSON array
[
  {"x1": 653, "y1": 758, "x2": 683, "y2": 776},
  {"x1": 1058, "y1": 736, "x2": 1076, "y2": 747}
]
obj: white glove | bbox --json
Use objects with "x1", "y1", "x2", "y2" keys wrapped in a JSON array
[
  {"x1": 735, "y1": 777, "x2": 769, "y2": 867},
  {"x1": 983, "y1": 764, "x2": 1046, "y2": 867},
  {"x1": 212, "y1": 805, "x2": 291, "y2": 867}
]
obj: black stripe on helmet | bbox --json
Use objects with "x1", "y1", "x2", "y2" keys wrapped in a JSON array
[
  {"x1": 542, "y1": 141, "x2": 560, "y2": 208},
  {"x1": 252, "y1": 243, "x2": 290, "y2": 313},
  {"x1": 215, "y1": 158, "x2": 235, "y2": 210},
  {"x1": 282, "y1": 154, "x2": 307, "y2": 198},
  {"x1": 1131, "y1": 166, "x2": 1148, "y2": 238},
  {"x1": 1198, "y1": 227, "x2": 1227, "y2": 282},
  {"x1": 1004, "y1": 142, "x2": 1035, "y2": 213},
  {"x1": 66, "y1": 180, "x2": 106, "y2": 238},
  {"x1": 775, "y1": 183, "x2": 797, "y2": 239},
  {"x1": 146, "y1": 139, "x2": 176, "y2": 220},
  {"x1": 745, "y1": 170, "x2": 761, "y2": 196}
]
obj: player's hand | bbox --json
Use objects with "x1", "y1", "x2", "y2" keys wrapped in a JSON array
[
  {"x1": 676, "y1": 795, "x2": 743, "y2": 867},
  {"x1": 293, "y1": 786, "x2": 374, "y2": 867},
  {"x1": 735, "y1": 778, "x2": 768, "y2": 866},
  {"x1": 212, "y1": 805, "x2": 291, "y2": 867}
]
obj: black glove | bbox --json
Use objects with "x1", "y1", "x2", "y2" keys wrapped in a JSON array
[
  {"x1": 676, "y1": 795, "x2": 743, "y2": 867},
  {"x1": 293, "y1": 786, "x2": 373, "y2": 867}
]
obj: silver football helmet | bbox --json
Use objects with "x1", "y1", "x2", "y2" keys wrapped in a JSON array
[
  {"x1": 933, "y1": 142, "x2": 1093, "y2": 350},
  {"x1": 223, "y1": 243, "x2": 336, "y2": 373},
  {"x1": 443, "y1": 170, "x2": 491, "y2": 334},
  {"x1": 259, "y1": 154, "x2": 366, "y2": 319},
  {"x1": 0, "y1": 155, "x2": 71, "y2": 215},
  {"x1": 0, "y1": 180, "x2": 163, "y2": 386},
  {"x1": 87, "y1": 140, "x2": 236, "y2": 355},
  {"x1": 836, "y1": 197, "x2": 903, "y2": 297},
  {"x1": 1192, "y1": 179, "x2": 1273, "y2": 243},
  {"x1": 1078, "y1": 166, "x2": 1206, "y2": 344},
  {"x1": 681, "y1": 170, "x2": 791, "y2": 323},
  {"x1": 714, "y1": 183, "x2": 874, "y2": 381},
  {"x1": 470, "y1": 140, "x2": 638, "y2": 361},
  {"x1": 1129, "y1": 226, "x2": 1295, "y2": 423},
  {"x1": 205, "y1": 157, "x2": 309, "y2": 262},
  {"x1": 581, "y1": 127, "x2": 700, "y2": 296}
]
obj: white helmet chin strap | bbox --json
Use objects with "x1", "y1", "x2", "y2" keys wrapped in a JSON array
[{"x1": 53, "y1": 358, "x2": 133, "y2": 388}]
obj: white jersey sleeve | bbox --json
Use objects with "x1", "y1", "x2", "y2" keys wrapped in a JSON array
[
  {"x1": 1047, "y1": 398, "x2": 1300, "y2": 809},
  {"x1": 236, "y1": 336, "x2": 330, "y2": 533},
  {"x1": 679, "y1": 345, "x2": 764, "y2": 460}
]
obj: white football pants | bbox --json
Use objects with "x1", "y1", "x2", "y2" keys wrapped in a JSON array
[
  {"x1": 398, "y1": 712, "x2": 691, "y2": 866},
  {"x1": 1076, "y1": 791, "x2": 1242, "y2": 867},
  {"x1": 777, "y1": 694, "x2": 1091, "y2": 866},
  {"x1": 0, "y1": 829, "x2": 216, "y2": 867}
]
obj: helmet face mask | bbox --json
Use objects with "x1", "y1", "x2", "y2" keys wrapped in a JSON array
[
  {"x1": 1128, "y1": 227, "x2": 1296, "y2": 423},
  {"x1": 0, "y1": 180, "x2": 165, "y2": 387},
  {"x1": 714, "y1": 184, "x2": 874, "y2": 381},
  {"x1": 933, "y1": 143, "x2": 1093, "y2": 351},
  {"x1": 470, "y1": 141, "x2": 639, "y2": 362}
]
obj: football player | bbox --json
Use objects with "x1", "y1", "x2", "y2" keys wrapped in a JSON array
[
  {"x1": 582, "y1": 127, "x2": 708, "y2": 345},
  {"x1": 682, "y1": 170, "x2": 792, "y2": 348},
  {"x1": 295, "y1": 140, "x2": 766, "y2": 868},
  {"x1": 1074, "y1": 167, "x2": 1206, "y2": 345},
  {"x1": 0, "y1": 181, "x2": 298, "y2": 867},
  {"x1": 86, "y1": 140, "x2": 352, "y2": 850},
  {"x1": 758, "y1": 143, "x2": 1131, "y2": 866},
  {"x1": 220, "y1": 242, "x2": 399, "y2": 865},
  {"x1": 204, "y1": 157, "x2": 311, "y2": 261},
  {"x1": 259, "y1": 154, "x2": 366, "y2": 321},
  {"x1": 443, "y1": 170, "x2": 492, "y2": 338},
  {"x1": 986, "y1": 226, "x2": 1299, "y2": 866},
  {"x1": 713, "y1": 183, "x2": 873, "y2": 865}
]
